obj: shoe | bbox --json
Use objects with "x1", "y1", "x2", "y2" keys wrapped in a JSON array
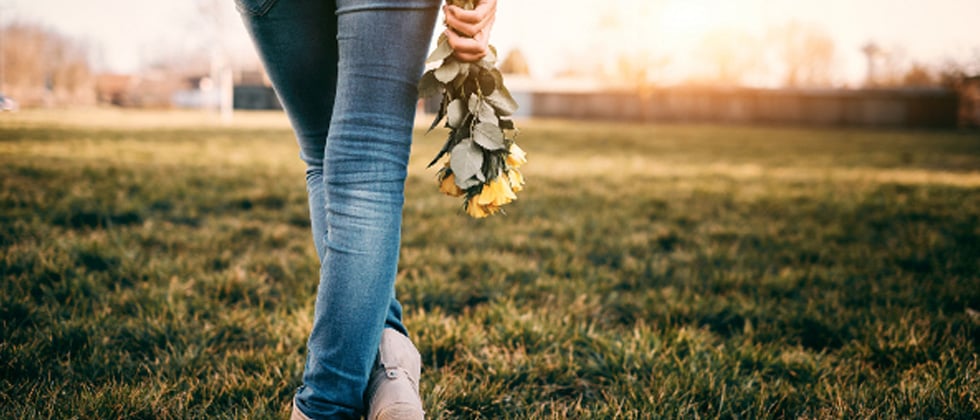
[
  {"x1": 291, "y1": 402, "x2": 311, "y2": 420},
  {"x1": 366, "y1": 329, "x2": 425, "y2": 420}
]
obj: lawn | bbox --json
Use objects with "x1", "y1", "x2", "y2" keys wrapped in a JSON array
[{"x1": 1, "y1": 109, "x2": 978, "y2": 419}]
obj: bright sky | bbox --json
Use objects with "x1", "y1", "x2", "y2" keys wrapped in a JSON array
[{"x1": 4, "y1": 0, "x2": 979, "y2": 86}]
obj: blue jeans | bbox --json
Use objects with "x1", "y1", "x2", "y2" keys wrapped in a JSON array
[{"x1": 237, "y1": 0, "x2": 439, "y2": 417}]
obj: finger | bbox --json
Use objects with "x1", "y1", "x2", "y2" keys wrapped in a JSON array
[
  {"x1": 444, "y1": 5, "x2": 487, "y2": 25},
  {"x1": 473, "y1": 0, "x2": 498, "y2": 19},
  {"x1": 483, "y1": 13, "x2": 495, "y2": 37},
  {"x1": 454, "y1": 51, "x2": 487, "y2": 62},
  {"x1": 445, "y1": 29, "x2": 487, "y2": 61},
  {"x1": 452, "y1": 46, "x2": 489, "y2": 62},
  {"x1": 445, "y1": 9, "x2": 492, "y2": 37},
  {"x1": 445, "y1": 0, "x2": 496, "y2": 25},
  {"x1": 471, "y1": 16, "x2": 494, "y2": 47},
  {"x1": 446, "y1": 29, "x2": 487, "y2": 56},
  {"x1": 472, "y1": 27, "x2": 489, "y2": 46}
]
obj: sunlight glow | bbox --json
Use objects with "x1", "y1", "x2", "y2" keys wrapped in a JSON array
[
  {"x1": 659, "y1": 2, "x2": 716, "y2": 37},
  {"x1": 6, "y1": 0, "x2": 980, "y2": 87}
]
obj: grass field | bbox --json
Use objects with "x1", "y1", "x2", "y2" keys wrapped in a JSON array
[{"x1": 1, "y1": 109, "x2": 979, "y2": 419}]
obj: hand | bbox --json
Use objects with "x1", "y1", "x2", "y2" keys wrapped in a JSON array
[{"x1": 443, "y1": 0, "x2": 497, "y2": 62}]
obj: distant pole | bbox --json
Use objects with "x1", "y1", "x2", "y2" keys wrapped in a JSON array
[
  {"x1": 202, "y1": 0, "x2": 233, "y2": 124},
  {"x1": 861, "y1": 42, "x2": 881, "y2": 88},
  {"x1": 0, "y1": 2, "x2": 6, "y2": 93},
  {"x1": 209, "y1": 49, "x2": 233, "y2": 124},
  {"x1": 220, "y1": 64, "x2": 233, "y2": 124},
  {"x1": 209, "y1": 49, "x2": 219, "y2": 113}
]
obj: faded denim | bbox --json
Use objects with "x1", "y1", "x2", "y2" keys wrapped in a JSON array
[{"x1": 238, "y1": 0, "x2": 440, "y2": 418}]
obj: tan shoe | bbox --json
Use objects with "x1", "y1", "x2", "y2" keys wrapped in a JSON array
[{"x1": 366, "y1": 329, "x2": 425, "y2": 420}]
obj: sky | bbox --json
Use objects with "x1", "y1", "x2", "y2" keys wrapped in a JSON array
[{"x1": 3, "y1": 0, "x2": 979, "y2": 86}]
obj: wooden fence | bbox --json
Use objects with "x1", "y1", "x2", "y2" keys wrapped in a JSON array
[{"x1": 526, "y1": 88, "x2": 960, "y2": 128}]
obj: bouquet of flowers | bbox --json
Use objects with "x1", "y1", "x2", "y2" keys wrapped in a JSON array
[{"x1": 419, "y1": 0, "x2": 526, "y2": 218}]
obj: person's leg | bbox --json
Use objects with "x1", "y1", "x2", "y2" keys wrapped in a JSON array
[
  {"x1": 241, "y1": 0, "x2": 439, "y2": 416},
  {"x1": 297, "y1": 1, "x2": 439, "y2": 418},
  {"x1": 237, "y1": 0, "x2": 347, "y2": 417},
  {"x1": 237, "y1": 0, "x2": 337, "y2": 266}
]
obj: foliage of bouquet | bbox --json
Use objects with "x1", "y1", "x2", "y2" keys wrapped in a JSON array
[{"x1": 419, "y1": 0, "x2": 526, "y2": 218}]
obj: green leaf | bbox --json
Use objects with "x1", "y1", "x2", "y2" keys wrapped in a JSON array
[
  {"x1": 446, "y1": 98, "x2": 466, "y2": 128},
  {"x1": 427, "y1": 96, "x2": 448, "y2": 133},
  {"x1": 477, "y1": 69, "x2": 496, "y2": 95},
  {"x1": 486, "y1": 89, "x2": 518, "y2": 116},
  {"x1": 435, "y1": 59, "x2": 461, "y2": 83},
  {"x1": 426, "y1": 34, "x2": 452, "y2": 64},
  {"x1": 477, "y1": 44, "x2": 498, "y2": 70},
  {"x1": 497, "y1": 83, "x2": 518, "y2": 106},
  {"x1": 473, "y1": 122, "x2": 505, "y2": 150},
  {"x1": 450, "y1": 138, "x2": 484, "y2": 189},
  {"x1": 499, "y1": 118, "x2": 515, "y2": 130},
  {"x1": 489, "y1": 68, "x2": 507, "y2": 90},
  {"x1": 461, "y1": 76, "x2": 478, "y2": 98},
  {"x1": 477, "y1": 100, "x2": 498, "y2": 125},
  {"x1": 485, "y1": 68, "x2": 519, "y2": 115},
  {"x1": 454, "y1": 114, "x2": 473, "y2": 139},
  {"x1": 467, "y1": 94, "x2": 480, "y2": 114},
  {"x1": 482, "y1": 151, "x2": 505, "y2": 182},
  {"x1": 418, "y1": 70, "x2": 442, "y2": 98}
]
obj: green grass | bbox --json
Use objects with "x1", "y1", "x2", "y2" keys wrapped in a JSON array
[{"x1": 2, "y1": 109, "x2": 979, "y2": 419}]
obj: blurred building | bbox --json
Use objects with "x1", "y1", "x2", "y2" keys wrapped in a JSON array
[
  {"x1": 526, "y1": 86, "x2": 960, "y2": 129},
  {"x1": 90, "y1": 60, "x2": 977, "y2": 129},
  {"x1": 95, "y1": 74, "x2": 136, "y2": 107},
  {"x1": 232, "y1": 70, "x2": 280, "y2": 110},
  {"x1": 97, "y1": 71, "x2": 190, "y2": 108},
  {"x1": 958, "y1": 76, "x2": 980, "y2": 128},
  {"x1": 425, "y1": 78, "x2": 962, "y2": 129},
  {"x1": 171, "y1": 75, "x2": 217, "y2": 109},
  {"x1": 170, "y1": 69, "x2": 280, "y2": 110}
]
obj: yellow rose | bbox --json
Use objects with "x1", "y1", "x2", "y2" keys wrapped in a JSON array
[
  {"x1": 476, "y1": 176, "x2": 517, "y2": 207},
  {"x1": 438, "y1": 172, "x2": 465, "y2": 197},
  {"x1": 466, "y1": 196, "x2": 490, "y2": 218},
  {"x1": 507, "y1": 169, "x2": 524, "y2": 192},
  {"x1": 506, "y1": 143, "x2": 527, "y2": 168},
  {"x1": 485, "y1": 204, "x2": 502, "y2": 216},
  {"x1": 497, "y1": 177, "x2": 518, "y2": 204}
]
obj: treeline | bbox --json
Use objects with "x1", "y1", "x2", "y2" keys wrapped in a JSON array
[
  {"x1": 1, "y1": 22, "x2": 95, "y2": 107},
  {"x1": 565, "y1": 20, "x2": 979, "y2": 91}
]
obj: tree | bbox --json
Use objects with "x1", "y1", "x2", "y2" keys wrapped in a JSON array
[
  {"x1": 937, "y1": 50, "x2": 980, "y2": 89},
  {"x1": 695, "y1": 28, "x2": 761, "y2": 86},
  {"x1": 902, "y1": 63, "x2": 935, "y2": 87},
  {"x1": 615, "y1": 51, "x2": 669, "y2": 90},
  {"x1": 876, "y1": 45, "x2": 909, "y2": 87},
  {"x1": 189, "y1": 0, "x2": 237, "y2": 120},
  {"x1": 0, "y1": 21, "x2": 94, "y2": 106},
  {"x1": 768, "y1": 22, "x2": 836, "y2": 88},
  {"x1": 498, "y1": 48, "x2": 530, "y2": 76}
]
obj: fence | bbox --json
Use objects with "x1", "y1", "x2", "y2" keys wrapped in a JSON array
[{"x1": 528, "y1": 87, "x2": 960, "y2": 128}]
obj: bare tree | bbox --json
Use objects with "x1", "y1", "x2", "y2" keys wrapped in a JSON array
[
  {"x1": 768, "y1": 22, "x2": 836, "y2": 88},
  {"x1": 615, "y1": 51, "x2": 669, "y2": 90},
  {"x1": 0, "y1": 21, "x2": 94, "y2": 106},
  {"x1": 937, "y1": 50, "x2": 980, "y2": 89},
  {"x1": 499, "y1": 48, "x2": 530, "y2": 76},
  {"x1": 902, "y1": 62, "x2": 935, "y2": 87},
  {"x1": 695, "y1": 29, "x2": 761, "y2": 86},
  {"x1": 877, "y1": 45, "x2": 909, "y2": 87}
]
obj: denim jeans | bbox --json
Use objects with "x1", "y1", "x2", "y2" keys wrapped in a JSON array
[{"x1": 237, "y1": 0, "x2": 440, "y2": 417}]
